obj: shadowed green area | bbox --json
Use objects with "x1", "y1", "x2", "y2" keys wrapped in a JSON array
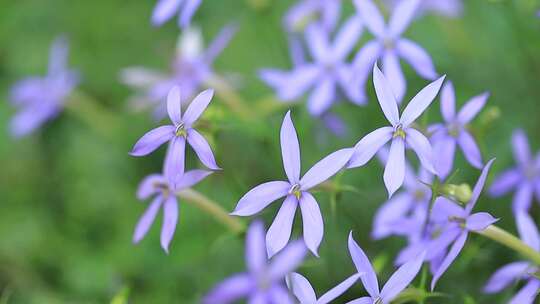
[{"x1": 0, "y1": 0, "x2": 540, "y2": 303}]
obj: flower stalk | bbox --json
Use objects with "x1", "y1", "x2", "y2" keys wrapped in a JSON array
[{"x1": 476, "y1": 225, "x2": 540, "y2": 266}]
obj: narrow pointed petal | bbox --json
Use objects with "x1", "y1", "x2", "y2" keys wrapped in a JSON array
[
  {"x1": 431, "y1": 197, "x2": 467, "y2": 222},
  {"x1": 396, "y1": 39, "x2": 437, "y2": 80},
  {"x1": 516, "y1": 211, "x2": 540, "y2": 251},
  {"x1": 286, "y1": 273, "x2": 317, "y2": 304},
  {"x1": 465, "y1": 212, "x2": 498, "y2": 231},
  {"x1": 351, "y1": 41, "x2": 383, "y2": 103},
  {"x1": 333, "y1": 16, "x2": 363, "y2": 60},
  {"x1": 348, "y1": 232, "x2": 380, "y2": 298},
  {"x1": 372, "y1": 193, "x2": 413, "y2": 239},
  {"x1": 160, "y1": 196, "x2": 179, "y2": 253},
  {"x1": 458, "y1": 131, "x2": 483, "y2": 168},
  {"x1": 187, "y1": 129, "x2": 220, "y2": 170},
  {"x1": 281, "y1": 111, "x2": 301, "y2": 183},
  {"x1": 373, "y1": 64, "x2": 399, "y2": 125},
  {"x1": 388, "y1": 0, "x2": 421, "y2": 37},
  {"x1": 270, "y1": 286, "x2": 294, "y2": 304},
  {"x1": 151, "y1": 0, "x2": 182, "y2": 26},
  {"x1": 259, "y1": 65, "x2": 320, "y2": 101},
  {"x1": 178, "y1": 0, "x2": 201, "y2": 28},
  {"x1": 268, "y1": 240, "x2": 307, "y2": 281},
  {"x1": 307, "y1": 77, "x2": 335, "y2": 116},
  {"x1": 130, "y1": 126, "x2": 175, "y2": 156},
  {"x1": 457, "y1": 92, "x2": 489, "y2": 124},
  {"x1": 246, "y1": 221, "x2": 267, "y2": 275},
  {"x1": 431, "y1": 232, "x2": 468, "y2": 291},
  {"x1": 137, "y1": 174, "x2": 167, "y2": 200},
  {"x1": 305, "y1": 24, "x2": 329, "y2": 61},
  {"x1": 203, "y1": 274, "x2": 253, "y2": 304},
  {"x1": 266, "y1": 196, "x2": 298, "y2": 258},
  {"x1": 174, "y1": 170, "x2": 212, "y2": 189},
  {"x1": 400, "y1": 75, "x2": 446, "y2": 127},
  {"x1": 439, "y1": 81, "x2": 455, "y2": 121},
  {"x1": 232, "y1": 181, "x2": 290, "y2": 216},
  {"x1": 337, "y1": 66, "x2": 366, "y2": 106},
  {"x1": 182, "y1": 89, "x2": 214, "y2": 126},
  {"x1": 483, "y1": 262, "x2": 531, "y2": 293},
  {"x1": 489, "y1": 168, "x2": 521, "y2": 197},
  {"x1": 301, "y1": 148, "x2": 353, "y2": 190},
  {"x1": 380, "y1": 251, "x2": 425, "y2": 302},
  {"x1": 382, "y1": 51, "x2": 406, "y2": 104},
  {"x1": 48, "y1": 36, "x2": 69, "y2": 76},
  {"x1": 353, "y1": 0, "x2": 386, "y2": 37},
  {"x1": 133, "y1": 196, "x2": 163, "y2": 243},
  {"x1": 425, "y1": 226, "x2": 461, "y2": 260},
  {"x1": 299, "y1": 192, "x2": 324, "y2": 256},
  {"x1": 164, "y1": 136, "x2": 186, "y2": 184},
  {"x1": 348, "y1": 127, "x2": 393, "y2": 168},
  {"x1": 384, "y1": 138, "x2": 405, "y2": 198},
  {"x1": 318, "y1": 273, "x2": 362, "y2": 304},
  {"x1": 512, "y1": 129, "x2": 531, "y2": 166},
  {"x1": 432, "y1": 134, "x2": 456, "y2": 179},
  {"x1": 204, "y1": 24, "x2": 237, "y2": 64},
  {"x1": 346, "y1": 297, "x2": 372, "y2": 304},
  {"x1": 512, "y1": 183, "x2": 534, "y2": 213},
  {"x1": 508, "y1": 279, "x2": 540, "y2": 304},
  {"x1": 167, "y1": 86, "x2": 182, "y2": 124},
  {"x1": 406, "y1": 128, "x2": 437, "y2": 175},
  {"x1": 466, "y1": 158, "x2": 495, "y2": 213}
]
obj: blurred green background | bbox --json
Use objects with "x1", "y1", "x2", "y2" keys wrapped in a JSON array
[{"x1": 1, "y1": 0, "x2": 540, "y2": 303}]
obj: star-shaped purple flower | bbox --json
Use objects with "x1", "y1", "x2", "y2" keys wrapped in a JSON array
[
  {"x1": 133, "y1": 169, "x2": 212, "y2": 253},
  {"x1": 203, "y1": 221, "x2": 306, "y2": 304},
  {"x1": 231, "y1": 111, "x2": 353, "y2": 257},
  {"x1": 347, "y1": 232, "x2": 426, "y2": 304},
  {"x1": 489, "y1": 129, "x2": 540, "y2": 213},
  {"x1": 348, "y1": 65, "x2": 444, "y2": 197},
  {"x1": 352, "y1": 0, "x2": 437, "y2": 103},
  {"x1": 429, "y1": 158, "x2": 498, "y2": 290},
  {"x1": 151, "y1": 0, "x2": 201, "y2": 28},
  {"x1": 130, "y1": 86, "x2": 220, "y2": 183},
  {"x1": 260, "y1": 16, "x2": 364, "y2": 116},
  {"x1": 9, "y1": 36, "x2": 79, "y2": 138},
  {"x1": 483, "y1": 211, "x2": 540, "y2": 304},
  {"x1": 429, "y1": 81, "x2": 488, "y2": 179},
  {"x1": 287, "y1": 272, "x2": 361, "y2": 304},
  {"x1": 284, "y1": 0, "x2": 341, "y2": 33}
]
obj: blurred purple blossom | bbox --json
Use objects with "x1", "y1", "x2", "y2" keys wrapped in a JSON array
[
  {"x1": 352, "y1": 0, "x2": 437, "y2": 103},
  {"x1": 347, "y1": 232, "x2": 425, "y2": 303},
  {"x1": 284, "y1": 0, "x2": 341, "y2": 33},
  {"x1": 121, "y1": 25, "x2": 236, "y2": 118},
  {"x1": 130, "y1": 87, "x2": 220, "y2": 183},
  {"x1": 9, "y1": 36, "x2": 79, "y2": 138},
  {"x1": 151, "y1": 0, "x2": 201, "y2": 28},
  {"x1": 483, "y1": 212, "x2": 540, "y2": 304},
  {"x1": 203, "y1": 221, "x2": 306, "y2": 304},
  {"x1": 133, "y1": 169, "x2": 212, "y2": 253},
  {"x1": 429, "y1": 81, "x2": 488, "y2": 179},
  {"x1": 384, "y1": 0, "x2": 463, "y2": 18},
  {"x1": 348, "y1": 65, "x2": 444, "y2": 197},
  {"x1": 489, "y1": 129, "x2": 540, "y2": 213},
  {"x1": 231, "y1": 111, "x2": 353, "y2": 257},
  {"x1": 286, "y1": 272, "x2": 361, "y2": 304}
]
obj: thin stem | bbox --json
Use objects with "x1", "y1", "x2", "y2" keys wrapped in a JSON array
[
  {"x1": 205, "y1": 75, "x2": 254, "y2": 121},
  {"x1": 475, "y1": 225, "x2": 540, "y2": 266},
  {"x1": 176, "y1": 188, "x2": 245, "y2": 234}
]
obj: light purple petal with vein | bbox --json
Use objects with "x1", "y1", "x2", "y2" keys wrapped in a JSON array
[
  {"x1": 133, "y1": 196, "x2": 162, "y2": 243},
  {"x1": 380, "y1": 251, "x2": 425, "y2": 302},
  {"x1": 301, "y1": 148, "x2": 353, "y2": 190},
  {"x1": 388, "y1": 0, "x2": 420, "y2": 36},
  {"x1": 333, "y1": 16, "x2": 363, "y2": 60},
  {"x1": 307, "y1": 76, "x2": 335, "y2": 116},
  {"x1": 286, "y1": 272, "x2": 317, "y2": 304},
  {"x1": 281, "y1": 111, "x2": 301, "y2": 183},
  {"x1": 373, "y1": 64, "x2": 399, "y2": 125},
  {"x1": 130, "y1": 125, "x2": 175, "y2": 156},
  {"x1": 508, "y1": 279, "x2": 540, "y2": 304},
  {"x1": 354, "y1": 0, "x2": 386, "y2": 37},
  {"x1": 178, "y1": 0, "x2": 201, "y2": 28},
  {"x1": 513, "y1": 183, "x2": 534, "y2": 213},
  {"x1": 382, "y1": 51, "x2": 406, "y2": 104},
  {"x1": 372, "y1": 192, "x2": 413, "y2": 239},
  {"x1": 203, "y1": 274, "x2": 253, "y2": 304},
  {"x1": 272, "y1": 65, "x2": 321, "y2": 101},
  {"x1": 431, "y1": 197, "x2": 466, "y2": 223},
  {"x1": 318, "y1": 273, "x2": 362, "y2": 304},
  {"x1": 346, "y1": 297, "x2": 372, "y2": 304},
  {"x1": 458, "y1": 131, "x2": 483, "y2": 168},
  {"x1": 152, "y1": 0, "x2": 181, "y2": 26},
  {"x1": 406, "y1": 128, "x2": 436, "y2": 174},
  {"x1": 348, "y1": 127, "x2": 393, "y2": 168},
  {"x1": 440, "y1": 81, "x2": 455, "y2": 121},
  {"x1": 512, "y1": 129, "x2": 531, "y2": 166},
  {"x1": 400, "y1": 75, "x2": 446, "y2": 127},
  {"x1": 489, "y1": 168, "x2": 521, "y2": 197},
  {"x1": 160, "y1": 195, "x2": 178, "y2": 253},
  {"x1": 187, "y1": 129, "x2": 220, "y2": 170},
  {"x1": 432, "y1": 134, "x2": 456, "y2": 179},
  {"x1": 167, "y1": 86, "x2": 182, "y2": 124},
  {"x1": 268, "y1": 240, "x2": 307, "y2": 281},
  {"x1": 396, "y1": 39, "x2": 437, "y2": 80},
  {"x1": 465, "y1": 212, "x2": 498, "y2": 231},
  {"x1": 384, "y1": 138, "x2": 405, "y2": 198},
  {"x1": 516, "y1": 211, "x2": 540, "y2": 251},
  {"x1": 183, "y1": 89, "x2": 214, "y2": 126},
  {"x1": 246, "y1": 221, "x2": 267, "y2": 275},
  {"x1": 175, "y1": 170, "x2": 212, "y2": 189},
  {"x1": 425, "y1": 226, "x2": 461, "y2": 260},
  {"x1": 352, "y1": 41, "x2": 382, "y2": 100},
  {"x1": 232, "y1": 181, "x2": 290, "y2": 216},
  {"x1": 137, "y1": 174, "x2": 166, "y2": 200},
  {"x1": 466, "y1": 158, "x2": 495, "y2": 213},
  {"x1": 431, "y1": 231, "x2": 468, "y2": 290},
  {"x1": 483, "y1": 261, "x2": 530, "y2": 293},
  {"x1": 299, "y1": 192, "x2": 324, "y2": 256},
  {"x1": 266, "y1": 196, "x2": 298, "y2": 258},
  {"x1": 348, "y1": 232, "x2": 380, "y2": 298},
  {"x1": 457, "y1": 92, "x2": 489, "y2": 124},
  {"x1": 164, "y1": 136, "x2": 186, "y2": 183}
]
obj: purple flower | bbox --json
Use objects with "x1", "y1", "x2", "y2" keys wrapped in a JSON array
[
  {"x1": 203, "y1": 221, "x2": 306, "y2": 304},
  {"x1": 483, "y1": 212, "x2": 540, "y2": 304},
  {"x1": 130, "y1": 86, "x2": 220, "y2": 183},
  {"x1": 286, "y1": 272, "x2": 361, "y2": 304},
  {"x1": 9, "y1": 36, "x2": 79, "y2": 138},
  {"x1": 347, "y1": 232, "x2": 426, "y2": 303},
  {"x1": 151, "y1": 0, "x2": 201, "y2": 28},
  {"x1": 429, "y1": 159, "x2": 498, "y2": 290},
  {"x1": 121, "y1": 25, "x2": 236, "y2": 118},
  {"x1": 489, "y1": 129, "x2": 540, "y2": 213},
  {"x1": 352, "y1": 0, "x2": 437, "y2": 103},
  {"x1": 231, "y1": 111, "x2": 353, "y2": 257},
  {"x1": 260, "y1": 16, "x2": 364, "y2": 116},
  {"x1": 284, "y1": 0, "x2": 341, "y2": 33},
  {"x1": 429, "y1": 81, "x2": 488, "y2": 179},
  {"x1": 348, "y1": 65, "x2": 444, "y2": 197},
  {"x1": 384, "y1": 0, "x2": 463, "y2": 18},
  {"x1": 133, "y1": 169, "x2": 212, "y2": 253}
]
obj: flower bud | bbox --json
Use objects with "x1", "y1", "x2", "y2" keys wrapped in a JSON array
[{"x1": 441, "y1": 183, "x2": 472, "y2": 204}]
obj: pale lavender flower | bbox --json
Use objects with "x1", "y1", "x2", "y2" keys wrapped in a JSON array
[
  {"x1": 429, "y1": 159, "x2": 498, "y2": 290},
  {"x1": 348, "y1": 65, "x2": 444, "y2": 197},
  {"x1": 231, "y1": 111, "x2": 353, "y2": 257},
  {"x1": 133, "y1": 169, "x2": 212, "y2": 253},
  {"x1": 384, "y1": 0, "x2": 463, "y2": 18},
  {"x1": 287, "y1": 272, "x2": 361, "y2": 304},
  {"x1": 347, "y1": 232, "x2": 425, "y2": 304},
  {"x1": 121, "y1": 25, "x2": 235, "y2": 118},
  {"x1": 203, "y1": 221, "x2": 306, "y2": 304},
  {"x1": 284, "y1": 0, "x2": 341, "y2": 33},
  {"x1": 260, "y1": 17, "x2": 364, "y2": 116},
  {"x1": 489, "y1": 129, "x2": 540, "y2": 213},
  {"x1": 9, "y1": 36, "x2": 79, "y2": 138},
  {"x1": 352, "y1": 0, "x2": 437, "y2": 103},
  {"x1": 130, "y1": 87, "x2": 220, "y2": 183},
  {"x1": 151, "y1": 0, "x2": 201, "y2": 28},
  {"x1": 483, "y1": 212, "x2": 540, "y2": 304},
  {"x1": 429, "y1": 81, "x2": 488, "y2": 179}
]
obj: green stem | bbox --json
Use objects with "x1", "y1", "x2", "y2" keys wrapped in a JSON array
[
  {"x1": 176, "y1": 188, "x2": 245, "y2": 234},
  {"x1": 205, "y1": 76, "x2": 254, "y2": 122},
  {"x1": 476, "y1": 225, "x2": 540, "y2": 266}
]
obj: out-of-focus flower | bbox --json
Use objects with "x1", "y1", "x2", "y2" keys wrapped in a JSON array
[
  {"x1": 284, "y1": 0, "x2": 341, "y2": 33},
  {"x1": 384, "y1": 0, "x2": 463, "y2": 18},
  {"x1": 130, "y1": 87, "x2": 220, "y2": 183},
  {"x1": 352, "y1": 0, "x2": 437, "y2": 103},
  {"x1": 348, "y1": 65, "x2": 444, "y2": 197},
  {"x1": 231, "y1": 111, "x2": 353, "y2": 257},
  {"x1": 429, "y1": 81, "x2": 488, "y2": 179},
  {"x1": 151, "y1": 0, "x2": 202, "y2": 28},
  {"x1": 203, "y1": 221, "x2": 306, "y2": 304},
  {"x1": 260, "y1": 17, "x2": 364, "y2": 117},
  {"x1": 9, "y1": 36, "x2": 79, "y2": 138},
  {"x1": 429, "y1": 159, "x2": 498, "y2": 290},
  {"x1": 286, "y1": 272, "x2": 361, "y2": 304},
  {"x1": 133, "y1": 169, "x2": 212, "y2": 253},
  {"x1": 121, "y1": 25, "x2": 236, "y2": 118},
  {"x1": 483, "y1": 212, "x2": 540, "y2": 304},
  {"x1": 489, "y1": 129, "x2": 540, "y2": 213},
  {"x1": 347, "y1": 232, "x2": 425, "y2": 304}
]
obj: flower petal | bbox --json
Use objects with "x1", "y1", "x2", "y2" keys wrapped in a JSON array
[
  {"x1": 457, "y1": 131, "x2": 483, "y2": 169},
  {"x1": 281, "y1": 111, "x2": 301, "y2": 183},
  {"x1": 307, "y1": 76, "x2": 336, "y2": 116},
  {"x1": 388, "y1": 0, "x2": 421, "y2": 37},
  {"x1": 513, "y1": 183, "x2": 534, "y2": 213},
  {"x1": 160, "y1": 195, "x2": 179, "y2": 253},
  {"x1": 204, "y1": 24, "x2": 237, "y2": 64},
  {"x1": 348, "y1": 232, "x2": 380, "y2": 297},
  {"x1": 187, "y1": 128, "x2": 220, "y2": 170},
  {"x1": 133, "y1": 196, "x2": 163, "y2": 243},
  {"x1": 353, "y1": 0, "x2": 386, "y2": 37},
  {"x1": 432, "y1": 134, "x2": 456, "y2": 179},
  {"x1": 483, "y1": 262, "x2": 531, "y2": 293},
  {"x1": 183, "y1": 89, "x2": 214, "y2": 126},
  {"x1": 130, "y1": 125, "x2": 175, "y2": 156},
  {"x1": 439, "y1": 81, "x2": 455, "y2": 121},
  {"x1": 380, "y1": 251, "x2": 425, "y2": 302},
  {"x1": 269, "y1": 285, "x2": 294, "y2": 304},
  {"x1": 151, "y1": 0, "x2": 182, "y2": 26},
  {"x1": 268, "y1": 240, "x2": 307, "y2": 281},
  {"x1": 351, "y1": 41, "x2": 383, "y2": 103},
  {"x1": 382, "y1": 50, "x2": 406, "y2": 104},
  {"x1": 299, "y1": 192, "x2": 324, "y2": 256},
  {"x1": 167, "y1": 86, "x2": 182, "y2": 125},
  {"x1": 203, "y1": 274, "x2": 253, "y2": 304},
  {"x1": 400, "y1": 75, "x2": 445, "y2": 127},
  {"x1": 174, "y1": 169, "x2": 212, "y2": 189},
  {"x1": 373, "y1": 64, "x2": 399, "y2": 125},
  {"x1": 305, "y1": 24, "x2": 329, "y2": 61},
  {"x1": 425, "y1": 226, "x2": 461, "y2": 260},
  {"x1": 431, "y1": 231, "x2": 468, "y2": 291},
  {"x1": 346, "y1": 297, "x2": 372, "y2": 304},
  {"x1": 466, "y1": 158, "x2": 495, "y2": 213},
  {"x1": 508, "y1": 279, "x2": 540, "y2": 304},
  {"x1": 137, "y1": 174, "x2": 167, "y2": 200},
  {"x1": 488, "y1": 168, "x2": 521, "y2": 197},
  {"x1": 318, "y1": 273, "x2": 362, "y2": 304},
  {"x1": 301, "y1": 148, "x2": 353, "y2": 190},
  {"x1": 456, "y1": 92, "x2": 489, "y2": 124},
  {"x1": 516, "y1": 211, "x2": 540, "y2": 251},
  {"x1": 232, "y1": 181, "x2": 290, "y2": 216},
  {"x1": 333, "y1": 16, "x2": 363, "y2": 60},
  {"x1": 266, "y1": 196, "x2": 298, "y2": 258},
  {"x1": 348, "y1": 127, "x2": 393, "y2": 169},
  {"x1": 512, "y1": 129, "x2": 531, "y2": 167},
  {"x1": 164, "y1": 136, "x2": 186, "y2": 184},
  {"x1": 465, "y1": 212, "x2": 498, "y2": 231},
  {"x1": 405, "y1": 128, "x2": 437, "y2": 175},
  {"x1": 178, "y1": 0, "x2": 201, "y2": 28},
  {"x1": 246, "y1": 221, "x2": 267, "y2": 275},
  {"x1": 384, "y1": 138, "x2": 406, "y2": 198},
  {"x1": 396, "y1": 38, "x2": 437, "y2": 80},
  {"x1": 260, "y1": 65, "x2": 320, "y2": 101},
  {"x1": 372, "y1": 192, "x2": 413, "y2": 239},
  {"x1": 286, "y1": 272, "x2": 317, "y2": 304}
]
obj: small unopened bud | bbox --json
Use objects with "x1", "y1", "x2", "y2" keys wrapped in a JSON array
[{"x1": 441, "y1": 183, "x2": 472, "y2": 204}]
